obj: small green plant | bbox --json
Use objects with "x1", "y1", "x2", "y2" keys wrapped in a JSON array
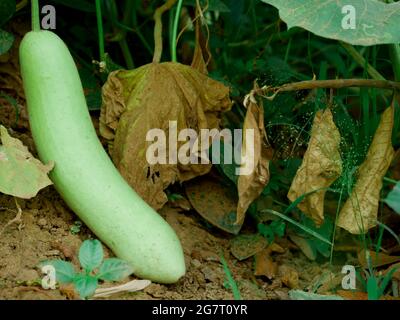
[
  {"x1": 257, "y1": 220, "x2": 286, "y2": 244},
  {"x1": 70, "y1": 220, "x2": 82, "y2": 235},
  {"x1": 220, "y1": 253, "x2": 241, "y2": 300},
  {"x1": 356, "y1": 258, "x2": 399, "y2": 300},
  {"x1": 41, "y1": 239, "x2": 134, "y2": 299}
]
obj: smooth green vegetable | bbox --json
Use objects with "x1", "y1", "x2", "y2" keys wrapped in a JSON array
[{"x1": 19, "y1": 0, "x2": 185, "y2": 284}]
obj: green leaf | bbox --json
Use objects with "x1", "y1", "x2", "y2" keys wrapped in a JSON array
[
  {"x1": 257, "y1": 223, "x2": 275, "y2": 243},
  {"x1": 0, "y1": 29, "x2": 14, "y2": 55},
  {"x1": 264, "y1": 209, "x2": 332, "y2": 246},
  {"x1": 0, "y1": 126, "x2": 54, "y2": 199},
  {"x1": 40, "y1": 260, "x2": 76, "y2": 284},
  {"x1": 97, "y1": 258, "x2": 133, "y2": 281},
  {"x1": 0, "y1": 0, "x2": 15, "y2": 26},
  {"x1": 49, "y1": 0, "x2": 95, "y2": 12},
  {"x1": 367, "y1": 276, "x2": 379, "y2": 300},
  {"x1": 377, "y1": 267, "x2": 399, "y2": 298},
  {"x1": 78, "y1": 239, "x2": 104, "y2": 272},
  {"x1": 270, "y1": 220, "x2": 286, "y2": 238},
  {"x1": 73, "y1": 273, "x2": 98, "y2": 299},
  {"x1": 261, "y1": 0, "x2": 400, "y2": 46},
  {"x1": 384, "y1": 181, "x2": 400, "y2": 214}
]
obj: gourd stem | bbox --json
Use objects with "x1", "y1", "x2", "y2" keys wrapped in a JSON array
[
  {"x1": 31, "y1": 0, "x2": 40, "y2": 32},
  {"x1": 95, "y1": 0, "x2": 106, "y2": 62}
]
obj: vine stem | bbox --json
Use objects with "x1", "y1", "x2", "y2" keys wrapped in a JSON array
[
  {"x1": 253, "y1": 79, "x2": 400, "y2": 101},
  {"x1": 31, "y1": 0, "x2": 40, "y2": 32},
  {"x1": 153, "y1": 0, "x2": 177, "y2": 63},
  {"x1": 171, "y1": 0, "x2": 184, "y2": 62},
  {"x1": 16, "y1": 0, "x2": 29, "y2": 12},
  {"x1": 95, "y1": 0, "x2": 105, "y2": 62}
]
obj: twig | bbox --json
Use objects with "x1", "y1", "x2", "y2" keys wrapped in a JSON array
[
  {"x1": 254, "y1": 79, "x2": 400, "y2": 101},
  {"x1": 0, "y1": 198, "x2": 23, "y2": 236},
  {"x1": 153, "y1": 0, "x2": 178, "y2": 63}
]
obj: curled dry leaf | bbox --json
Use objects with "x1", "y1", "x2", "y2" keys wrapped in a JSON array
[
  {"x1": 254, "y1": 243, "x2": 284, "y2": 279},
  {"x1": 254, "y1": 250, "x2": 278, "y2": 279},
  {"x1": 100, "y1": 62, "x2": 231, "y2": 209},
  {"x1": 288, "y1": 109, "x2": 342, "y2": 226},
  {"x1": 0, "y1": 126, "x2": 53, "y2": 199},
  {"x1": 236, "y1": 95, "x2": 272, "y2": 225},
  {"x1": 337, "y1": 105, "x2": 395, "y2": 234},
  {"x1": 190, "y1": 9, "x2": 209, "y2": 75}
]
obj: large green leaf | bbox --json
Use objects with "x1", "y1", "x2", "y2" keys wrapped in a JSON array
[
  {"x1": 0, "y1": 126, "x2": 53, "y2": 199},
  {"x1": 0, "y1": 0, "x2": 15, "y2": 26},
  {"x1": 0, "y1": 29, "x2": 14, "y2": 55},
  {"x1": 261, "y1": 0, "x2": 400, "y2": 46}
]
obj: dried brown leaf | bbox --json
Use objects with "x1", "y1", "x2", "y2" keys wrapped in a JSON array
[
  {"x1": 230, "y1": 234, "x2": 268, "y2": 260},
  {"x1": 100, "y1": 62, "x2": 231, "y2": 209},
  {"x1": 279, "y1": 265, "x2": 299, "y2": 289},
  {"x1": 288, "y1": 108, "x2": 342, "y2": 225},
  {"x1": 0, "y1": 126, "x2": 53, "y2": 199},
  {"x1": 288, "y1": 233, "x2": 317, "y2": 261},
  {"x1": 357, "y1": 249, "x2": 400, "y2": 269},
  {"x1": 337, "y1": 105, "x2": 395, "y2": 234},
  {"x1": 254, "y1": 249, "x2": 278, "y2": 279},
  {"x1": 190, "y1": 12, "x2": 208, "y2": 75},
  {"x1": 185, "y1": 175, "x2": 241, "y2": 234},
  {"x1": 236, "y1": 97, "x2": 272, "y2": 225}
]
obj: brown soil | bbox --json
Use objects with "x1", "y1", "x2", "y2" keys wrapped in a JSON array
[{"x1": 0, "y1": 184, "x2": 333, "y2": 300}]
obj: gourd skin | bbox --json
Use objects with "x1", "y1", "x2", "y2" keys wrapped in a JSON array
[{"x1": 19, "y1": 30, "x2": 186, "y2": 283}]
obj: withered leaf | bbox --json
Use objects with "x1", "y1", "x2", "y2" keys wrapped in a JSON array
[
  {"x1": 100, "y1": 62, "x2": 231, "y2": 210},
  {"x1": 337, "y1": 105, "x2": 395, "y2": 234},
  {"x1": 185, "y1": 175, "x2": 241, "y2": 234},
  {"x1": 288, "y1": 233, "x2": 317, "y2": 261},
  {"x1": 190, "y1": 10, "x2": 209, "y2": 75},
  {"x1": 236, "y1": 96, "x2": 272, "y2": 225},
  {"x1": 288, "y1": 109, "x2": 342, "y2": 226},
  {"x1": 254, "y1": 249, "x2": 278, "y2": 279},
  {"x1": 230, "y1": 233, "x2": 268, "y2": 260},
  {"x1": 254, "y1": 243, "x2": 284, "y2": 279},
  {"x1": 279, "y1": 265, "x2": 299, "y2": 289},
  {"x1": 0, "y1": 126, "x2": 53, "y2": 199},
  {"x1": 357, "y1": 249, "x2": 400, "y2": 269}
]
